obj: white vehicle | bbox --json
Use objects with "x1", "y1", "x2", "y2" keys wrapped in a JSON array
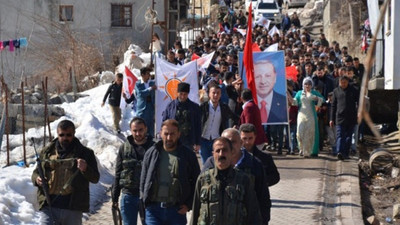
[
  {"x1": 283, "y1": 0, "x2": 308, "y2": 8},
  {"x1": 254, "y1": 0, "x2": 282, "y2": 25}
]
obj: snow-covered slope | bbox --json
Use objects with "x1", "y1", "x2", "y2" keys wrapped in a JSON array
[{"x1": 0, "y1": 84, "x2": 135, "y2": 224}]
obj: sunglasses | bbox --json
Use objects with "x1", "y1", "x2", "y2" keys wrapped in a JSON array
[{"x1": 59, "y1": 133, "x2": 73, "y2": 137}]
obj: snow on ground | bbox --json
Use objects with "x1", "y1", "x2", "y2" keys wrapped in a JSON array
[{"x1": 0, "y1": 84, "x2": 135, "y2": 224}]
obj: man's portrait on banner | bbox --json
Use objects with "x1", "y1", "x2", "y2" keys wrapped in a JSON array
[{"x1": 253, "y1": 54, "x2": 288, "y2": 124}]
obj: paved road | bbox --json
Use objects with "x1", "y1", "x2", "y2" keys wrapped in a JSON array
[
  {"x1": 83, "y1": 152, "x2": 363, "y2": 225},
  {"x1": 269, "y1": 152, "x2": 363, "y2": 225}
]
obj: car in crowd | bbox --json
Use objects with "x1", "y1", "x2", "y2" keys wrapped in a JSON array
[{"x1": 254, "y1": 0, "x2": 282, "y2": 25}]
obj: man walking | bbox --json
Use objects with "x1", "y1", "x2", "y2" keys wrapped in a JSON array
[
  {"x1": 112, "y1": 117, "x2": 155, "y2": 225},
  {"x1": 239, "y1": 123, "x2": 280, "y2": 187},
  {"x1": 162, "y1": 82, "x2": 201, "y2": 152},
  {"x1": 32, "y1": 120, "x2": 100, "y2": 225},
  {"x1": 202, "y1": 128, "x2": 271, "y2": 225},
  {"x1": 200, "y1": 82, "x2": 239, "y2": 162},
  {"x1": 135, "y1": 67, "x2": 156, "y2": 137},
  {"x1": 102, "y1": 73, "x2": 123, "y2": 133},
  {"x1": 330, "y1": 76, "x2": 359, "y2": 160},
  {"x1": 190, "y1": 137, "x2": 262, "y2": 225},
  {"x1": 140, "y1": 119, "x2": 200, "y2": 225}
]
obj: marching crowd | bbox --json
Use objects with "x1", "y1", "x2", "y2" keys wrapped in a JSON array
[{"x1": 31, "y1": 5, "x2": 363, "y2": 225}]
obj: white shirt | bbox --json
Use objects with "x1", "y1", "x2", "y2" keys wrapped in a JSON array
[
  {"x1": 201, "y1": 101, "x2": 221, "y2": 140},
  {"x1": 258, "y1": 92, "x2": 274, "y2": 115}
]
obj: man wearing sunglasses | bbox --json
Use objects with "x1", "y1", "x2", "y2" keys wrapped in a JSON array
[{"x1": 32, "y1": 120, "x2": 100, "y2": 225}]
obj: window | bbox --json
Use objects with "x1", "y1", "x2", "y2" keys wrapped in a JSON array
[
  {"x1": 111, "y1": 4, "x2": 132, "y2": 27},
  {"x1": 59, "y1": 5, "x2": 73, "y2": 22}
]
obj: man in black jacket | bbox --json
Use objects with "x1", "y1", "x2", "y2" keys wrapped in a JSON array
[
  {"x1": 140, "y1": 119, "x2": 200, "y2": 225},
  {"x1": 200, "y1": 82, "x2": 239, "y2": 163},
  {"x1": 112, "y1": 117, "x2": 154, "y2": 225},
  {"x1": 32, "y1": 120, "x2": 99, "y2": 225},
  {"x1": 330, "y1": 76, "x2": 359, "y2": 160},
  {"x1": 162, "y1": 82, "x2": 201, "y2": 152},
  {"x1": 239, "y1": 123, "x2": 280, "y2": 187},
  {"x1": 102, "y1": 73, "x2": 123, "y2": 133}
]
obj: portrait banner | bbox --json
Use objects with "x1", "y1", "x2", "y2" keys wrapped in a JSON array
[
  {"x1": 155, "y1": 57, "x2": 199, "y2": 134},
  {"x1": 239, "y1": 51, "x2": 288, "y2": 124}
]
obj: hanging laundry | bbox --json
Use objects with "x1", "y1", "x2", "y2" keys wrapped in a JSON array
[
  {"x1": 2, "y1": 40, "x2": 9, "y2": 48},
  {"x1": 13, "y1": 39, "x2": 20, "y2": 48},
  {"x1": 19, "y1": 37, "x2": 28, "y2": 47},
  {"x1": 9, "y1": 40, "x2": 14, "y2": 52}
]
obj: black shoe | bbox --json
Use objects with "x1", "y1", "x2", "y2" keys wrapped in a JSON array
[
  {"x1": 277, "y1": 151, "x2": 282, "y2": 155},
  {"x1": 117, "y1": 129, "x2": 121, "y2": 134},
  {"x1": 337, "y1": 153, "x2": 344, "y2": 160}
]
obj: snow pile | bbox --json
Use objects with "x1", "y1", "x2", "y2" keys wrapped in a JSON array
[
  {"x1": 0, "y1": 44, "x2": 151, "y2": 224},
  {"x1": 0, "y1": 84, "x2": 133, "y2": 224}
]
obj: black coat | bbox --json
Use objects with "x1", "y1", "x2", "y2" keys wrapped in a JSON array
[
  {"x1": 251, "y1": 146, "x2": 280, "y2": 187},
  {"x1": 103, "y1": 82, "x2": 122, "y2": 107},
  {"x1": 330, "y1": 84, "x2": 359, "y2": 127},
  {"x1": 140, "y1": 141, "x2": 200, "y2": 209},
  {"x1": 112, "y1": 136, "x2": 154, "y2": 202},
  {"x1": 162, "y1": 99, "x2": 201, "y2": 146}
]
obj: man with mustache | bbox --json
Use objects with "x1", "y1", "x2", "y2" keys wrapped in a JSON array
[
  {"x1": 202, "y1": 128, "x2": 271, "y2": 225},
  {"x1": 112, "y1": 117, "x2": 155, "y2": 225},
  {"x1": 140, "y1": 119, "x2": 200, "y2": 225},
  {"x1": 32, "y1": 120, "x2": 100, "y2": 225},
  {"x1": 190, "y1": 137, "x2": 261, "y2": 225}
]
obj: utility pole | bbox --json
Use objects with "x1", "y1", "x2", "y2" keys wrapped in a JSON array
[{"x1": 150, "y1": 0, "x2": 155, "y2": 66}]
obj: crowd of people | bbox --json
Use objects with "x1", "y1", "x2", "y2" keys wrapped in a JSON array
[{"x1": 31, "y1": 4, "x2": 364, "y2": 225}]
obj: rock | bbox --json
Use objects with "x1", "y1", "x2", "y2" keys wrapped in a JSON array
[
  {"x1": 32, "y1": 92, "x2": 43, "y2": 100},
  {"x1": 304, "y1": 1, "x2": 315, "y2": 9},
  {"x1": 392, "y1": 167, "x2": 400, "y2": 178},
  {"x1": 366, "y1": 215, "x2": 380, "y2": 225},
  {"x1": 29, "y1": 95, "x2": 40, "y2": 104},
  {"x1": 99, "y1": 71, "x2": 115, "y2": 84},
  {"x1": 49, "y1": 94, "x2": 62, "y2": 104},
  {"x1": 393, "y1": 204, "x2": 400, "y2": 219},
  {"x1": 34, "y1": 84, "x2": 42, "y2": 92}
]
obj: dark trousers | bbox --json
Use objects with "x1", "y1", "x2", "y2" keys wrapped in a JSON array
[
  {"x1": 270, "y1": 125, "x2": 284, "y2": 153},
  {"x1": 335, "y1": 125, "x2": 354, "y2": 157}
]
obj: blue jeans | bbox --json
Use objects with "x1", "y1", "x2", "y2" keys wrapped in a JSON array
[
  {"x1": 120, "y1": 193, "x2": 139, "y2": 225},
  {"x1": 41, "y1": 206, "x2": 82, "y2": 225},
  {"x1": 200, "y1": 138, "x2": 214, "y2": 163},
  {"x1": 336, "y1": 125, "x2": 354, "y2": 157},
  {"x1": 145, "y1": 203, "x2": 186, "y2": 225}
]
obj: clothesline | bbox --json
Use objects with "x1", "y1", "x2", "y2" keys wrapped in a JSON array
[{"x1": 0, "y1": 37, "x2": 28, "y2": 52}]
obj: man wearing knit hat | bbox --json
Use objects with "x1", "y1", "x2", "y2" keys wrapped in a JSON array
[{"x1": 162, "y1": 82, "x2": 201, "y2": 152}]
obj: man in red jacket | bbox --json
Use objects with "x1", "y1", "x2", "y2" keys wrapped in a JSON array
[{"x1": 240, "y1": 88, "x2": 267, "y2": 149}]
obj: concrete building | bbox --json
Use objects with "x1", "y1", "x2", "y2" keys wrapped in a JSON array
[{"x1": 0, "y1": 0, "x2": 188, "y2": 89}]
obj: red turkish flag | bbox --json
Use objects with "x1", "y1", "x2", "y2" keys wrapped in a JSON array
[
  {"x1": 243, "y1": 3, "x2": 258, "y2": 105},
  {"x1": 252, "y1": 43, "x2": 261, "y2": 52},
  {"x1": 191, "y1": 53, "x2": 200, "y2": 61},
  {"x1": 124, "y1": 66, "x2": 138, "y2": 95},
  {"x1": 285, "y1": 66, "x2": 298, "y2": 82}
]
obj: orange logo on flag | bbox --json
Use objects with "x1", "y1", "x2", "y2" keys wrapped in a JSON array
[{"x1": 164, "y1": 78, "x2": 181, "y2": 100}]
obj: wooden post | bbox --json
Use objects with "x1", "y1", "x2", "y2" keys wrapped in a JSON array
[
  {"x1": 46, "y1": 77, "x2": 52, "y2": 141},
  {"x1": 21, "y1": 82, "x2": 27, "y2": 167},
  {"x1": 42, "y1": 81, "x2": 47, "y2": 147},
  {"x1": 4, "y1": 83, "x2": 10, "y2": 166}
]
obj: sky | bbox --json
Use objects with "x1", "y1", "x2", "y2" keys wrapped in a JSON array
[{"x1": 0, "y1": 49, "x2": 151, "y2": 225}]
